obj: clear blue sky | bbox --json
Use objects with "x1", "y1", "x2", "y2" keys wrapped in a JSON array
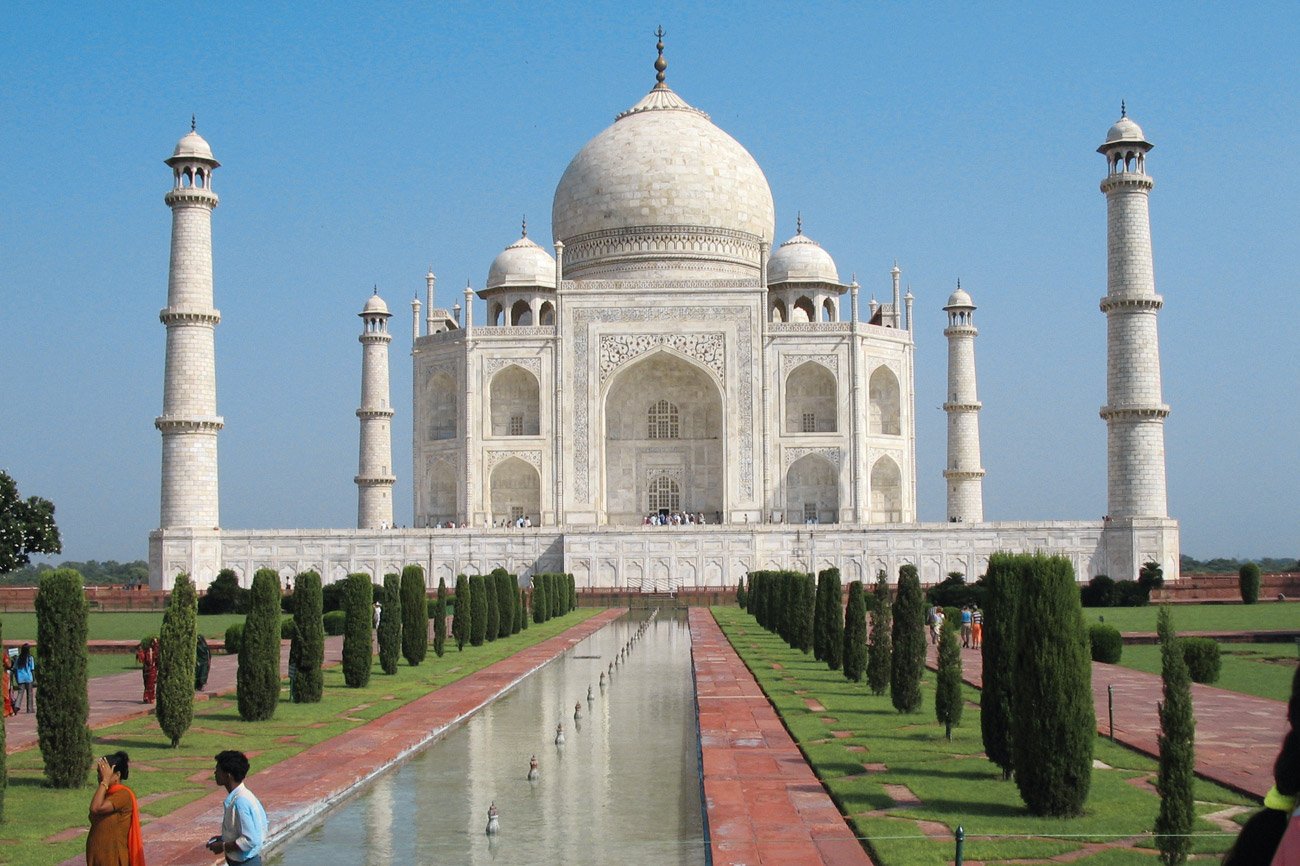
[{"x1": 2, "y1": 2, "x2": 1296, "y2": 564}]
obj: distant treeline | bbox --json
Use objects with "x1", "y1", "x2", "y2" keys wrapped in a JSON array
[
  {"x1": 0, "y1": 560, "x2": 149, "y2": 586},
  {"x1": 1180, "y1": 555, "x2": 1298, "y2": 574}
]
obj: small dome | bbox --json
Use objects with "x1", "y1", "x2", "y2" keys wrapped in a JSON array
[
  {"x1": 169, "y1": 129, "x2": 218, "y2": 163},
  {"x1": 362, "y1": 292, "x2": 390, "y2": 315},
  {"x1": 945, "y1": 286, "x2": 973, "y2": 309},
  {"x1": 767, "y1": 230, "x2": 840, "y2": 285},
  {"x1": 486, "y1": 234, "x2": 557, "y2": 290},
  {"x1": 1104, "y1": 115, "x2": 1146, "y2": 145}
]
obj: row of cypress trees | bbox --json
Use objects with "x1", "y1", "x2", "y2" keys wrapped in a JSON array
[{"x1": 448, "y1": 570, "x2": 570, "y2": 653}]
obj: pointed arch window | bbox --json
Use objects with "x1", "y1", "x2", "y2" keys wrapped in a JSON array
[
  {"x1": 647, "y1": 399, "x2": 680, "y2": 439},
  {"x1": 648, "y1": 476, "x2": 681, "y2": 512}
]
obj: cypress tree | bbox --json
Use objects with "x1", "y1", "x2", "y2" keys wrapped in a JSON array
[
  {"x1": 158, "y1": 573, "x2": 198, "y2": 747},
  {"x1": 812, "y1": 570, "x2": 829, "y2": 660},
  {"x1": 781, "y1": 572, "x2": 798, "y2": 646},
  {"x1": 34, "y1": 568, "x2": 92, "y2": 787},
  {"x1": 433, "y1": 578, "x2": 447, "y2": 657},
  {"x1": 532, "y1": 576, "x2": 547, "y2": 624},
  {"x1": 745, "y1": 573, "x2": 759, "y2": 617},
  {"x1": 935, "y1": 617, "x2": 963, "y2": 739},
  {"x1": 798, "y1": 573, "x2": 817, "y2": 653},
  {"x1": 483, "y1": 574, "x2": 499, "y2": 641},
  {"x1": 519, "y1": 587, "x2": 528, "y2": 630},
  {"x1": 1238, "y1": 562, "x2": 1261, "y2": 605},
  {"x1": 452, "y1": 574, "x2": 470, "y2": 650},
  {"x1": 736, "y1": 576, "x2": 747, "y2": 608},
  {"x1": 495, "y1": 570, "x2": 514, "y2": 639},
  {"x1": 292, "y1": 571, "x2": 324, "y2": 702},
  {"x1": 470, "y1": 575, "x2": 488, "y2": 645},
  {"x1": 981, "y1": 553, "x2": 1019, "y2": 779},
  {"x1": 1155, "y1": 606, "x2": 1195, "y2": 865},
  {"x1": 237, "y1": 569, "x2": 282, "y2": 720},
  {"x1": 378, "y1": 573, "x2": 402, "y2": 674},
  {"x1": 867, "y1": 570, "x2": 893, "y2": 696},
  {"x1": 765, "y1": 572, "x2": 781, "y2": 634},
  {"x1": 552, "y1": 574, "x2": 563, "y2": 618},
  {"x1": 842, "y1": 580, "x2": 868, "y2": 682},
  {"x1": 569, "y1": 573, "x2": 577, "y2": 612},
  {"x1": 400, "y1": 564, "x2": 428, "y2": 666},
  {"x1": 341, "y1": 573, "x2": 374, "y2": 688},
  {"x1": 1011, "y1": 554, "x2": 1094, "y2": 817},
  {"x1": 890, "y1": 564, "x2": 925, "y2": 713},
  {"x1": 821, "y1": 568, "x2": 844, "y2": 671}
]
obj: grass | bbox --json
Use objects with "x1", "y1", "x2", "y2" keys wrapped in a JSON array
[
  {"x1": 1114, "y1": 642, "x2": 1297, "y2": 701},
  {"x1": 0, "y1": 608, "x2": 599, "y2": 866},
  {"x1": 0, "y1": 612, "x2": 245, "y2": 642},
  {"x1": 1082, "y1": 603, "x2": 1299, "y2": 633},
  {"x1": 711, "y1": 606, "x2": 1253, "y2": 866}
]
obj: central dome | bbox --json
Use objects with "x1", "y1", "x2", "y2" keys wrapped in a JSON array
[{"x1": 551, "y1": 83, "x2": 775, "y2": 280}]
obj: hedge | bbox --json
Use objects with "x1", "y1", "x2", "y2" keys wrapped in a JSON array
[{"x1": 1089, "y1": 623, "x2": 1124, "y2": 663}]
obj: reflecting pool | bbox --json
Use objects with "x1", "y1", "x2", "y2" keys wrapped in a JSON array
[{"x1": 269, "y1": 610, "x2": 706, "y2": 865}]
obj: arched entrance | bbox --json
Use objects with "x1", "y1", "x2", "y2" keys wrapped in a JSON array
[
  {"x1": 785, "y1": 454, "x2": 839, "y2": 524},
  {"x1": 870, "y1": 456, "x2": 902, "y2": 523},
  {"x1": 603, "y1": 351, "x2": 723, "y2": 524},
  {"x1": 489, "y1": 457, "x2": 540, "y2": 525}
]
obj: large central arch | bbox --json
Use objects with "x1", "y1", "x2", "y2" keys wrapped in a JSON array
[{"x1": 602, "y1": 350, "x2": 724, "y2": 524}]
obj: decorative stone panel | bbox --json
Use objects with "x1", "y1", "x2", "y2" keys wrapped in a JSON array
[
  {"x1": 780, "y1": 354, "x2": 838, "y2": 380},
  {"x1": 783, "y1": 447, "x2": 841, "y2": 471},
  {"x1": 598, "y1": 333, "x2": 725, "y2": 386}
]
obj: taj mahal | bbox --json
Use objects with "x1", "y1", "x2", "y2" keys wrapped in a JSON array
[{"x1": 148, "y1": 40, "x2": 1179, "y2": 591}]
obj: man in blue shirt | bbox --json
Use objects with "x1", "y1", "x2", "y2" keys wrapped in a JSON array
[{"x1": 207, "y1": 750, "x2": 268, "y2": 865}]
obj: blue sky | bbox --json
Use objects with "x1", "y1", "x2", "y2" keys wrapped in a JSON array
[{"x1": 2, "y1": 2, "x2": 1296, "y2": 563}]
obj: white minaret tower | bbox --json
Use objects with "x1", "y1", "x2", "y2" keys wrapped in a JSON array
[
  {"x1": 356, "y1": 289, "x2": 395, "y2": 529},
  {"x1": 157, "y1": 121, "x2": 222, "y2": 531},
  {"x1": 943, "y1": 282, "x2": 984, "y2": 522},
  {"x1": 1098, "y1": 105, "x2": 1168, "y2": 521}
]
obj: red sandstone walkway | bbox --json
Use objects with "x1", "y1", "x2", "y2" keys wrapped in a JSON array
[
  {"x1": 925, "y1": 641, "x2": 1287, "y2": 799},
  {"x1": 5, "y1": 638, "x2": 345, "y2": 754},
  {"x1": 118, "y1": 609, "x2": 622, "y2": 866},
  {"x1": 691, "y1": 608, "x2": 876, "y2": 866}
]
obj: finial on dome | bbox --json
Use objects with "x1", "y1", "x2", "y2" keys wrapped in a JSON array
[
  {"x1": 654, "y1": 25, "x2": 667, "y2": 87},
  {"x1": 191, "y1": 114, "x2": 196, "y2": 132},
  {"x1": 521, "y1": 215, "x2": 528, "y2": 238},
  {"x1": 796, "y1": 212, "x2": 803, "y2": 235},
  {"x1": 373, "y1": 285, "x2": 378, "y2": 296},
  {"x1": 956, "y1": 278, "x2": 961, "y2": 289},
  {"x1": 1121, "y1": 100, "x2": 1127, "y2": 118}
]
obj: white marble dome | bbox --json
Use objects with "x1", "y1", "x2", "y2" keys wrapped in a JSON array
[
  {"x1": 170, "y1": 129, "x2": 217, "y2": 163},
  {"x1": 767, "y1": 229, "x2": 840, "y2": 285},
  {"x1": 362, "y1": 292, "x2": 390, "y2": 315},
  {"x1": 944, "y1": 286, "x2": 973, "y2": 308},
  {"x1": 1104, "y1": 115, "x2": 1147, "y2": 145},
  {"x1": 551, "y1": 84, "x2": 775, "y2": 278},
  {"x1": 486, "y1": 233, "x2": 557, "y2": 290}
]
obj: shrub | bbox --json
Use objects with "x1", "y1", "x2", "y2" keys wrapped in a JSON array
[
  {"x1": 158, "y1": 573, "x2": 198, "y2": 747},
  {"x1": 820, "y1": 569, "x2": 844, "y2": 671},
  {"x1": 198, "y1": 568, "x2": 246, "y2": 615},
  {"x1": 1155, "y1": 606, "x2": 1195, "y2": 865},
  {"x1": 483, "y1": 574, "x2": 499, "y2": 642},
  {"x1": 452, "y1": 574, "x2": 470, "y2": 650},
  {"x1": 532, "y1": 576, "x2": 547, "y2": 625},
  {"x1": 890, "y1": 564, "x2": 925, "y2": 713},
  {"x1": 35, "y1": 568, "x2": 92, "y2": 787},
  {"x1": 942, "y1": 605, "x2": 961, "y2": 630},
  {"x1": 926, "y1": 573, "x2": 984, "y2": 609},
  {"x1": 1139, "y1": 561, "x2": 1165, "y2": 598},
  {"x1": 224, "y1": 622, "x2": 244, "y2": 654},
  {"x1": 401, "y1": 565, "x2": 429, "y2": 666},
  {"x1": 1081, "y1": 574, "x2": 1116, "y2": 608},
  {"x1": 433, "y1": 578, "x2": 447, "y2": 658},
  {"x1": 1179, "y1": 637, "x2": 1221, "y2": 684},
  {"x1": 842, "y1": 581, "x2": 867, "y2": 682},
  {"x1": 1089, "y1": 623, "x2": 1124, "y2": 663},
  {"x1": 470, "y1": 575, "x2": 488, "y2": 646},
  {"x1": 736, "y1": 577, "x2": 747, "y2": 608},
  {"x1": 519, "y1": 587, "x2": 528, "y2": 631},
  {"x1": 935, "y1": 619, "x2": 963, "y2": 739},
  {"x1": 1012, "y1": 554, "x2": 1094, "y2": 817},
  {"x1": 321, "y1": 580, "x2": 347, "y2": 613},
  {"x1": 1114, "y1": 579, "x2": 1150, "y2": 607},
  {"x1": 981, "y1": 553, "x2": 1020, "y2": 780},
  {"x1": 1239, "y1": 562, "x2": 1261, "y2": 605},
  {"x1": 341, "y1": 573, "x2": 373, "y2": 688},
  {"x1": 378, "y1": 573, "x2": 402, "y2": 675},
  {"x1": 322, "y1": 610, "x2": 346, "y2": 636},
  {"x1": 494, "y1": 569, "x2": 514, "y2": 639},
  {"x1": 867, "y1": 570, "x2": 893, "y2": 696},
  {"x1": 280, "y1": 616, "x2": 296, "y2": 639},
  {"x1": 292, "y1": 571, "x2": 324, "y2": 703},
  {"x1": 236, "y1": 569, "x2": 282, "y2": 721}
]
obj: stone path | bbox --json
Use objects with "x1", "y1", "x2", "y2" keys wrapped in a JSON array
[
  {"x1": 926, "y1": 641, "x2": 1287, "y2": 799},
  {"x1": 691, "y1": 608, "x2": 876, "y2": 865},
  {"x1": 5, "y1": 637, "x2": 345, "y2": 754},
  {"x1": 110, "y1": 610, "x2": 622, "y2": 866}
]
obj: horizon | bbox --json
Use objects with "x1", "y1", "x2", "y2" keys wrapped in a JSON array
[{"x1": 3, "y1": 4, "x2": 1297, "y2": 564}]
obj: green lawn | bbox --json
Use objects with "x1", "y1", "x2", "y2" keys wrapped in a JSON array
[
  {"x1": 1082, "y1": 603, "x2": 1298, "y2": 633},
  {"x1": 712, "y1": 606, "x2": 1253, "y2": 866},
  {"x1": 1114, "y1": 642, "x2": 1297, "y2": 702},
  {"x1": 0, "y1": 608, "x2": 600, "y2": 866},
  {"x1": 0, "y1": 612, "x2": 245, "y2": 642}
]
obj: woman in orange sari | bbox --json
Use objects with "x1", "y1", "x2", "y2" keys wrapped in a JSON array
[{"x1": 87, "y1": 751, "x2": 145, "y2": 866}]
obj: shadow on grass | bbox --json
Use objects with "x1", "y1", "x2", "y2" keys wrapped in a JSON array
[{"x1": 917, "y1": 796, "x2": 1030, "y2": 819}]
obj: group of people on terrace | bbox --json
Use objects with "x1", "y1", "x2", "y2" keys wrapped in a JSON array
[
  {"x1": 643, "y1": 511, "x2": 708, "y2": 526},
  {"x1": 927, "y1": 604, "x2": 983, "y2": 649}
]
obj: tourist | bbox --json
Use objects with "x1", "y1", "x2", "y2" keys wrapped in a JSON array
[
  {"x1": 136, "y1": 638, "x2": 159, "y2": 704},
  {"x1": 960, "y1": 606, "x2": 973, "y2": 648},
  {"x1": 14, "y1": 643, "x2": 34, "y2": 712},
  {"x1": 207, "y1": 750, "x2": 268, "y2": 865},
  {"x1": 86, "y1": 752, "x2": 145, "y2": 866},
  {"x1": 196, "y1": 634, "x2": 211, "y2": 691},
  {"x1": 1, "y1": 645, "x2": 12, "y2": 717},
  {"x1": 928, "y1": 609, "x2": 944, "y2": 645},
  {"x1": 372, "y1": 601, "x2": 382, "y2": 630},
  {"x1": 970, "y1": 606, "x2": 983, "y2": 649}
]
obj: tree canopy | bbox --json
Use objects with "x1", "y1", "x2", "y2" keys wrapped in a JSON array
[{"x1": 0, "y1": 471, "x2": 62, "y2": 576}]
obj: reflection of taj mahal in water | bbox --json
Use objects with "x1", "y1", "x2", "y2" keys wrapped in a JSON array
[{"x1": 148, "y1": 43, "x2": 1178, "y2": 590}]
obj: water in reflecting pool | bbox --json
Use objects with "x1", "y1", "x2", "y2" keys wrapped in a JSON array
[{"x1": 269, "y1": 610, "x2": 706, "y2": 865}]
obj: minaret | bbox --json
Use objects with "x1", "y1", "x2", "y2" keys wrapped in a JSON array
[
  {"x1": 1098, "y1": 106, "x2": 1168, "y2": 520},
  {"x1": 157, "y1": 121, "x2": 222, "y2": 530},
  {"x1": 943, "y1": 282, "x2": 984, "y2": 522},
  {"x1": 356, "y1": 289, "x2": 395, "y2": 529}
]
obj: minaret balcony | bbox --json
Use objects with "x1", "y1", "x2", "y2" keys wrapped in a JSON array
[
  {"x1": 356, "y1": 407, "x2": 395, "y2": 420},
  {"x1": 160, "y1": 307, "x2": 221, "y2": 325},
  {"x1": 155, "y1": 415, "x2": 224, "y2": 432},
  {"x1": 1099, "y1": 404, "x2": 1171, "y2": 421},
  {"x1": 1099, "y1": 295, "x2": 1163, "y2": 313},
  {"x1": 163, "y1": 188, "x2": 219, "y2": 207},
  {"x1": 1099, "y1": 174, "x2": 1154, "y2": 194},
  {"x1": 942, "y1": 401, "x2": 982, "y2": 412}
]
